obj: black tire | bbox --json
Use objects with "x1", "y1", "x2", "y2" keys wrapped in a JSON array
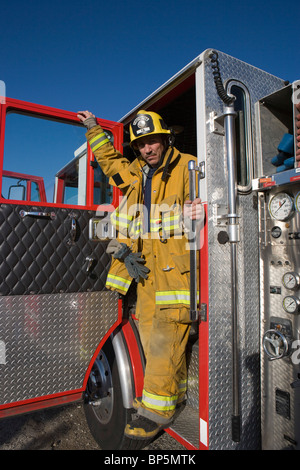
[{"x1": 84, "y1": 338, "x2": 146, "y2": 450}]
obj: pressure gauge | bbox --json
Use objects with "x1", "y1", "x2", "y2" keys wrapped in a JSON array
[
  {"x1": 295, "y1": 191, "x2": 300, "y2": 213},
  {"x1": 268, "y1": 192, "x2": 294, "y2": 221},
  {"x1": 282, "y1": 272, "x2": 300, "y2": 289},
  {"x1": 282, "y1": 295, "x2": 300, "y2": 314}
]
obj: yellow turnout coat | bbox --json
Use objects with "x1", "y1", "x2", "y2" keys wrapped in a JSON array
[
  {"x1": 86, "y1": 125, "x2": 198, "y2": 424},
  {"x1": 87, "y1": 125, "x2": 197, "y2": 310}
]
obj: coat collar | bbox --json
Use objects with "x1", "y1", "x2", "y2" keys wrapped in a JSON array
[
  {"x1": 113, "y1": 147, "x2": 181, "y2": 191},
  {"x1": 136, "y1": 146, "x2": 180, "y2": 174}
]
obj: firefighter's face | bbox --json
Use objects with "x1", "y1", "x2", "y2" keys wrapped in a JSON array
[{"x1": 136, "y1": 134, "x2": 166, "y2": 167}]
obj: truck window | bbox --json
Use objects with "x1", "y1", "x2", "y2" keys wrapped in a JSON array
[
  {"x1": 31, "y1": 181, "x2": 41, "y2": 201},
  {"x1": 2, "y1": 171, "x2": 45, "y2": 202},
  {"x1": 226, "y1": 81, "x2": 253, "y2": 192},
  {"x1": 2, "y1": 175, "x2": 26, "y2": 200},
  {"x1": 93, "y1": 130, "x2": 114, "y2": 205},
  {"x1": 93, "y1": 159, "x2": 113, "y2": 205},
  {"x1": 1, "y1": 111, "x2": 113, "y2": 207}
]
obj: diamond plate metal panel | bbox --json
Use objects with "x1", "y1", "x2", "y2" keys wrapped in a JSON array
[
  {"x1": 0, "y1": 202, "x2": 120, "y2": 406},
  {"x1": 169, "y1": 339, "x2": 199, "y2": 448},
  {"x1": 0, "y1": 204, "x2": 111, "y2": 295},
  {"x1": 0, "y1": 291, "x2": 119, "y2": 405},
  {"x1": 202, "y1": 51, "x2": 286, "y2": 449}
]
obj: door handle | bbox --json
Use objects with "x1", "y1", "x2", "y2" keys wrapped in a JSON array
[
  {"x1": 67, "y1": 217, "x2": 77, "y2": 245},
  {"x1": 85, "y1": 256, "x2": 96, "y2": 273},
  {"x1": 70, "y1": 217, "x2": 77, "y2": 242},
  {"x1": 20, "y1": 210, "x2": 56, "y2": 219}
]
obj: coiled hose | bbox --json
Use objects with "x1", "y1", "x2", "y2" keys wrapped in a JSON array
[{"x1": 209, "y1": 50, "x2": 235, "y2": 105}]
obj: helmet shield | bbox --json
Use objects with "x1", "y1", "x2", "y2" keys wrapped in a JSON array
[
  {"x1": 129, "y1": 110, "x2": 171, "y2": 146},
  {"x1": 131, "y1": 113, "x2": 155, "y2": 139}
]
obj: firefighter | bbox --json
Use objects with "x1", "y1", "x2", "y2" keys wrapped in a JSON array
[{"x1": 77, "y1": 109, "x2": 203, "y2": 441}]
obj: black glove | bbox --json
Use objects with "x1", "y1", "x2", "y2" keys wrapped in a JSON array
[{"x1": 106, "y1": 240, "x2": 150, "y2": 283}]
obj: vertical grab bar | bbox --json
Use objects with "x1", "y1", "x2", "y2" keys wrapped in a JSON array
[
  {"x1": 188, "y1": 160, "x2": 198, "y2": 322},
  {"x1": 224, "y1": 103, "x2": 241, "y2": 443}
]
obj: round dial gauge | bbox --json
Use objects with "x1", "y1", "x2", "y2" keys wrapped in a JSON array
[
  {"x1": 282, "y1": 272, "x2": 300, "y2": 289},
  {"x1": 295, "y1": 191, "x2": 300, "y2": 213},
  {"x1": 268, "y1": 192, "x2": 294, "y2": 221},
  {"x1": 282, "y1": 295, "x2": 300, "y2": 314}
]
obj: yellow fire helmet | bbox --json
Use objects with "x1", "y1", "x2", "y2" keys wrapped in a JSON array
[{"x1": 129, "y1": 110, "x2": 171, "y2": 147}]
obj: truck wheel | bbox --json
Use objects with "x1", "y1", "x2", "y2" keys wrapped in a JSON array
[{"x1": 84, "y1": 338, "x2": 145, "y2": 450}]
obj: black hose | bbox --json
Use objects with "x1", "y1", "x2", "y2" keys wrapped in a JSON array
[{"x1": 209, "y1": 50, "x2": 235, "y2": 106}]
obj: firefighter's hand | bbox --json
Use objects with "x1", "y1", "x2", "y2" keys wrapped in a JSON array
[
  {"x1": 77, "y1": 110, "x2": 95, "y2": 121},
  {"x1": 107, "y1": 240, "x2": 150, "y2": 283},
  {"x1": 77, "y1": 110, "x2": 97, "y2": 130},
  {"x1": 124, "y1": 253, "x2": 150, "y2": 283},
  {"x1": 183, "y1": 198, "x2": 203, "y2": 220}
]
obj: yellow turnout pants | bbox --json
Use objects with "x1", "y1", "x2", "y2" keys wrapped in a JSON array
[{"x1": 135, "y1": 239, "x2": 191, "y2": 425}]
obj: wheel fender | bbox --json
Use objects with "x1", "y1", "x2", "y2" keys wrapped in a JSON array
[{"x1": 111, "y1": 322, "x2": 144, "y2": 409}]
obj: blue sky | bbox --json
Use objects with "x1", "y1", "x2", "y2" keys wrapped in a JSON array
[{"x1": 1, "y1": 0, "x2": 299, "y2": 122}]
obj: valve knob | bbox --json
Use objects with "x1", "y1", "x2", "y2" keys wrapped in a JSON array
[{"x1": 263, "y1": 329, "x2": 290, "y2": 361}]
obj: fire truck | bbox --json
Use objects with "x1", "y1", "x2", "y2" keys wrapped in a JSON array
[{"x1": 0, "y1": 49, "x2": 299, "y2": 451}]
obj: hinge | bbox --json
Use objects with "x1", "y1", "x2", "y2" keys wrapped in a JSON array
[
  {"x1": 200, "y1": 303, "x2": 207, "y2": 322},
  {"x1": 208, "y1": 111, "x2": 225, "y2": 135},
  {"x1": 198, "y1": 161, "x2": 205, "y2": 180},
  {"x1": 213, "y1": 203, "x2": 228, "y2": 227}
]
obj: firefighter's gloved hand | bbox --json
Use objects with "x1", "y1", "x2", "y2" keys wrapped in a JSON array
[
  {"x1": 106, "y1": 240, "x2": 150, "y2": 283},
  {"x1": 83, "y1": 116, "x2": 97, "y2": 130},
  {"x1": 123, "y1": 251, "x2": 150, "y2": 282},
  {"x1": 106, "y1": 239, "x2": 124, "y2": 255},
  {"x1": 77, "y1": 111, "x2": 98, "y2": 129}
]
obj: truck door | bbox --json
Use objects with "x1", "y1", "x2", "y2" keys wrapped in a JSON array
[{"x1": 0, "y1": 98, "x2": 123, "y2": 415}]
